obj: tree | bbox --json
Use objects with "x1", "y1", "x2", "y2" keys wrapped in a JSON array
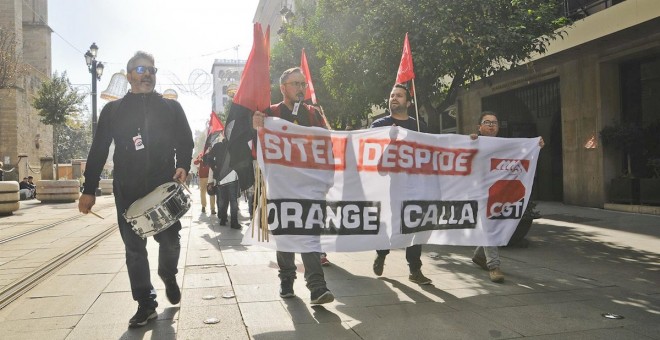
[
  {"x1": 32, "y1": 72, "x2": 86, "y2": 179},
  {"x1": 55, "y1": 115, "x2": 92, "y2": 164},
  {"x1": 272, "y1": 0, "x2": 570, "y2": 130},
  {"x1": 0, "y1": 27, "x2": 24, "y2": 89}
]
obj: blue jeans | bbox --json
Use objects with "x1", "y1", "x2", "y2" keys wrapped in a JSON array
[
  {"x1": 114, "y1": 186, "x2": 181, "y2": 309},
  {"x1": 216, "y1": 181, "x2": 239, "y2": 223},
  {"x1": 277, "y1": 251, "x2": 328, "y2": 292},
  {"x1": 377, "y1": 244, "x2": 423, "y2": 273}
]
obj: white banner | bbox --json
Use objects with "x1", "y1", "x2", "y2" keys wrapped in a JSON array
[{"x1": 242, "y1": 118, "x2": 541, "y2": 252}]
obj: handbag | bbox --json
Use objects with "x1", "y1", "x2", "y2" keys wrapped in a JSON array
[{"x1": 207, "y1": 182, "x2": 217, "y2": 195}]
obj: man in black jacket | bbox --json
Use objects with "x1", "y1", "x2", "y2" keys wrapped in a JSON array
[
  {"x1": 370, "y1": 84, "x2": 432, "y2": 286},
  {"x1": 206, "y1": 135, "x2": 241, "y2": 229},
  {"x1": 78, "y1": 51, "x2": 194, "y2": 328}
]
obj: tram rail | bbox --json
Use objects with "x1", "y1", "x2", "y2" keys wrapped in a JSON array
[
  {"x1": 0, "y1": 202, "x2": 115, "y2": 245},
  {"x1": 0, "y1": 223, "x2": 117, "y2": 310}
]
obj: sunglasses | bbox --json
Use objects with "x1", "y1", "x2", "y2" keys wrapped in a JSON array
[
  {"x1": 284, "y1": 81, "x2": 308, "y2": 88},
  {"x1": 132, "y1": 66, "x2": 158, "y2": 74}
]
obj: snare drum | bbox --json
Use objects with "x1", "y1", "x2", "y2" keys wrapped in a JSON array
[{"x1": 124, "y1": 182, "x2": 191, "y2": 238}]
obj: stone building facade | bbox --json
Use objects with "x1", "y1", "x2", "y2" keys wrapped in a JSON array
[
  {"x1": 0, "y1": 0, "x2": 52, "y2": 181},
  {"x1": 211, "y1": 59, "x2": 245, "y2": 120},
  {"x1": 454, "y1": 0, "x2": 660, "y2": 210}
]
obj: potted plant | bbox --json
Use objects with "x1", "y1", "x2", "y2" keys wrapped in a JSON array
[
  {"x1": 600, "y1": 122, "x2": 644, "y2": 204},
  {"x1": 640, "y1": 121, "x2": 660, "y2": 206},
  {"x1": 640, "y1": 158, "x2": 660, "y2": 205},
  {"x1": 506, "y1": 201, "x2": 541, "y2": 247}
]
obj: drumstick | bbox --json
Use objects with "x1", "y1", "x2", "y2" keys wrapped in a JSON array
[
  {"x1": 89, "y1": 210, "x2": 105, "y2": 219},
  {"x1": 178, "y1": 178, "x2": 192, "y2": 194}
]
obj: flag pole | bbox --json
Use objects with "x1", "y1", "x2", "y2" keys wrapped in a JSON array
[{"x1": 412, "y1": 79, "x2": 420, "y2": 132}]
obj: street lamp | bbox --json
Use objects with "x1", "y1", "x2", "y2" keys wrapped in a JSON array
[{"x1": 84, "y1": 42, "x2": 104, "y2": 138}]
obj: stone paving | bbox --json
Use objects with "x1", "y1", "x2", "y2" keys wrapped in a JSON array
[{"x1": 0, "y1": 188, "x2": 658, "y2": 339}]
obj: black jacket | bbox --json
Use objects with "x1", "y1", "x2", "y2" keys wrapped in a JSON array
[
  {"x1": 370, "y1": 115, "x2": 427, "y2": 132},
  {"x1": 204, "y1": 139, "x2": 233, "y2": 182},
  {"x1": 83, "y1": 92, "x2": 194, "y2": 203}
]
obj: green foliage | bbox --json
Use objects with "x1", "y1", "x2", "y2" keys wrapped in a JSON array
[
  {"x1": 599, "y1": 122, "x2": 644, "y2": 151},
  {"x1": 55, "y1": 116, "x2": 92, "y2": 163},
  {"x1": 32, "y1": 71, "x2": 87, "y2": 178},
  {"x1": 600, "y1": 122, "x2": 645, "y2": 178},
  {"x1": 0, "y1": 27, "x2": 25, "y2": 89},
  {"x1": 271, "y1": 0, "x2": 569, "y2": 129},
  {"x1": 33, "y1": 72, "x2": 86, "y2": 125}
]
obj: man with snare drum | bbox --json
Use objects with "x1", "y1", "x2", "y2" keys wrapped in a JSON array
[{"x1": 78, "y1": 51, "x2": 194, "y2": 328}]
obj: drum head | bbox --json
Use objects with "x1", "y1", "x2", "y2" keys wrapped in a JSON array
[{"x1": 125, "y1": 182, "x2": 179, "y2": 218}]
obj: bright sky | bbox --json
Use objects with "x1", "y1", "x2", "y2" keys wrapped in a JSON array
[{"x1": 48, "y1": 0, "x2": 260, "y2": 133}]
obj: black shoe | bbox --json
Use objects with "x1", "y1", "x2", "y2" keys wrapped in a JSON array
[
  {"x1": 279, "y1": 278, "x2": 295, "y2": 298},
  {"x1": 230, "y1": 221, "x2": 241, "y2": 229},
  {"x1": 128, "y1": 305, "x2": 157, "y2": 328},
  {"x1": 201, "y1": 207, "x2": 206, "y2": 213},
  {"x1": 163, "y1": 277, "x2": 181, "y2": 305},
  {"x1": 310, "y1": 288, "x2": 334, "y2": 304},
  {"x1": 373, "y1": 255, "x2": 386, "y2": 276},
  {"x1": 409, "y1": 271, "x2": 433, "y2": 285},
  {"x1": 471, "y1": 255, "x2": 488, "y2": 271},
  {"x1": 219, "y1": 218, "x2": 228, "y2": 225}
]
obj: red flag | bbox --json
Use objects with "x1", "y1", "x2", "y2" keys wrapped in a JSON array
[
  {"x1": 300, "y1": 48, "x2": 317, "y2": 105},
  {"x1": 396, "y1": 33, "x2": 415, "y2": 94},
  {"x1": 203, "y1": 111, "x2": 224, "y2": 155},
  {"x1": 208, "y1": 110, "x2": 224, "y2": 134},
  {"x1": 226, "y1": 23, "x2": 271, "y2": 190},
  {"x1": 232, "y1": 24, "x2": 270, "y2": 112}
]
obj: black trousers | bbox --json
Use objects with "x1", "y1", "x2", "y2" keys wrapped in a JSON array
[
  {"x1": 376, "y1": 244, "x2": 422, "y2": 273},
  {"x1": 115, "y1": 184, "x2": 181, "y2": 308}
]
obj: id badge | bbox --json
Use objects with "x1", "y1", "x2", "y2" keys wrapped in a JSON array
[{"x1": 133, "y1": 133, "x2": 145, "y2": 150}]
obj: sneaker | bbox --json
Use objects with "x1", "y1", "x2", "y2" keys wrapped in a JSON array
[
  {"x1": 128, "y1": 305, "x2": 157, "y2": 328},
  {"x1": 320, "y1": 253, "x2": 330, "y2": 266},
  {"x1": 489, "y1": 267, "x2": 504, "y2": 283},
  {"x1": 211, "y1": 210, "x2": 217, "y2": 215},
  {"x1": 373, "y1": 255, "x2": 386, "y2": 276},
  {"x1": 471, "y1": 255, "x2": 488, "y2": 271},
  {"x1": 279, "y1": 278, "x2": 295, "y2": 298},
  {"x1": 310, "y1": 288, "x2": 334, "y2": 304},
  {"x1": 201, "y1": 207, "x2": 206, "y2": 213},
  {"x1": 163, "y1": 277, "x2": 181, "y2": 304},
  {"x1": 409, "y1": 271, "x2": 432, "y2": 285}
]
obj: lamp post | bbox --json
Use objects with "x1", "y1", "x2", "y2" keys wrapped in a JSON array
[{"x1": 84, "y1": 42, "x2": 104, "y2": 138}]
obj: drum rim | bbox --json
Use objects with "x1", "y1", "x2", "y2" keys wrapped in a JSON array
[{"x1": 123, "y1": 182, "x2": 184, "y2": 219}]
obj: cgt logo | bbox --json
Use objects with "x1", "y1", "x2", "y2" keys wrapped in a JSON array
[
  {"x1": 490, "y1": 158, "x2": 530, "y2": 173},
  {"x1": 487, "y1": 180, "x2": 526, "y2": 219}
]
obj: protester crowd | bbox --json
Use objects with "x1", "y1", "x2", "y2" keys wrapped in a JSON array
[{"x1": 72, "y1": 34, "x2": 543, "y2": 328}]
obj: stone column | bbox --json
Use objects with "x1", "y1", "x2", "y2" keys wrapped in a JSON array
[{"x1": 40, "y1": 156, "x2": 54, "y2": 180}]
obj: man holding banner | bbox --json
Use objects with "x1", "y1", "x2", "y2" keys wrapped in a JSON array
[
  {"x1": 252, "y1": 67, "x2": 334, "y2": 305},
  {"x1": 370, "y1": 84, "x2": 432, "y2": 285}
]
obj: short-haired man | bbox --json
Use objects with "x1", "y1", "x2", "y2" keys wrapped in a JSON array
[
  {"x1": 79, "y1": 51, "x2": 194, "y2": 327},
  {"x1": 252, "y1": 67, "x2": 334, "y2": 304},
  {"x1": 371, "y1": 84, "x2": 432, "y2": 285}
]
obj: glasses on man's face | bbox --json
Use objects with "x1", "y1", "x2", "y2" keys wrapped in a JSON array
[
  {"x1": 284, "y1": 81, "x2": 308, "y2": 89},
  {"x1": 481, "y1": 120, "x2": 499, "y2": 127},
  {"x1": 132, "y1": 66, "x2": 158, "y2": 75}
]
